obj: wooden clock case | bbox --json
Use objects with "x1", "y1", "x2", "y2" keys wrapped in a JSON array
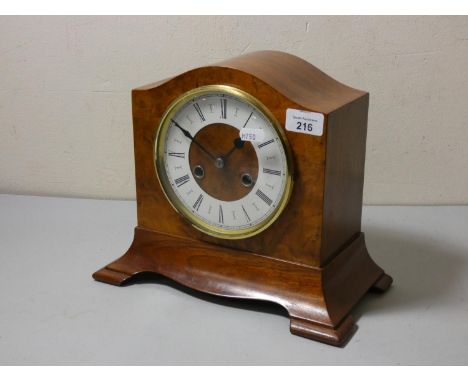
[{"x1": 93, "y1": 51, "x2": 392, "y2": 347}]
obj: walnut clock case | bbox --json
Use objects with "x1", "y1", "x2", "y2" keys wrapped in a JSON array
[{"x1": 93, "y1": 51, "x2": 392, "y2": 347}]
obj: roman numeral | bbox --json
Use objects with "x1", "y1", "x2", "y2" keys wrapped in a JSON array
[
  {"x1": 257, "y1": 139, "x2": 274, "y2": 149},
  {"x1": 255, "y1": 189, "x2": 273, "y2": 206},
  {"x1": 241, "y1": 205, "x2": 250, "y2": 222},
  {"x1": 174, "y1": 174, "x2": 190, "y2": 187},
  {"x1": 243, "y1": 112, "x2": 253, "y2": 127},
  {"x1": 220, "y1": 98, "x2": 227, "y2": 119},
  {"x1": 263, "y1": 168, "x2": 281, "y2": 176},
  {"x1": 218, "y1": 205, "x2": 224, "y2": 224},
  {"x1": 168, "y1": 151, "x2": 185, "y2": 158},
  {"x1": 193, "y1": 103, "x2": 205, "y2": 122},
  {"x1": 192, "y1": 194, "x2": 204, "y2": 211}
]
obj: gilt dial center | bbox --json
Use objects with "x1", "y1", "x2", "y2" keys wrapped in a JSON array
[{"x1": 188, "y1": 123, "x2": 259, "y2": 201}]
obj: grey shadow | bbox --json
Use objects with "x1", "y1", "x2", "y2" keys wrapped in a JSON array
[
  {"x1": 352, "y1": 224, "x2": 467, "y2": 320},
  {"x1": 126, "y1": 272, "x2": 289, "y2": 318}
]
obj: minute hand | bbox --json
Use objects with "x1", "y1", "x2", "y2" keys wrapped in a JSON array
[{"x1": 171, "y1": 119, "x2": 216, "y2": 161}]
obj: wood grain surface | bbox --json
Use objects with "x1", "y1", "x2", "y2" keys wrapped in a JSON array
[{"x1": 93, "y1": 51, "x2": 392, "y2": 346}]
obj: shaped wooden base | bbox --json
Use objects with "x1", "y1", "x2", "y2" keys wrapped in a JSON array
[{"x1": 93, "y1": 227, "x2": 392, "y2": 347}]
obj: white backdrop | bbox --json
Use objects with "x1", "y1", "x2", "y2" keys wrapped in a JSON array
[{"x1": 1, "y1": 16, "x2": 467, "y2": 204}]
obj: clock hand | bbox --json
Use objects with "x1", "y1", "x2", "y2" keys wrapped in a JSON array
[
  {"x1": 223, "y1": 137, "x2": 245, "y2": 160},
  {"x1": 171, "y1": 119, "x2": 217, "y2": 161}
]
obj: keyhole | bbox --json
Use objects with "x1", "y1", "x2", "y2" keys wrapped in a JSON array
[
  {"x1": 241, "y1": 173, "x2": 253, "y2": 188},
  {"x1": 193, "y1": 165, "x2": 205, "y2": 179}
]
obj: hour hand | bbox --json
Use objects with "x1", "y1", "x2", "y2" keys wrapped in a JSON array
[
  {"x1": 224, "y1": 137, "x2": 245, "y2": 160},
  {"x1": 171, "y1": 119, "x2": 216, "y2": 161}
]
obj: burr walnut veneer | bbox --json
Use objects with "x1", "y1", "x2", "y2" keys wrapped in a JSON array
[{"x1": 93, "y1": 51, "x2": 392, "y2": 346}]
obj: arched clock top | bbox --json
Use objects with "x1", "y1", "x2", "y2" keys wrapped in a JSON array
[{"x1": 135, "y1": 50, "x2": 366, "y2": 114}]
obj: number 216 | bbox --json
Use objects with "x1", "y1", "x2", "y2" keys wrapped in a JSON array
[{"x1": 296, "y1": 121, "x2": 313, "y2": 132}]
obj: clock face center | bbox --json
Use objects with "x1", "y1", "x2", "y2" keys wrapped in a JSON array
[
  {"x1": 189, "y1": 123, "x2": 259, "y2": 202},
  {"x1": 214, "y1": 157, "x2": 224, "y2": 169}
]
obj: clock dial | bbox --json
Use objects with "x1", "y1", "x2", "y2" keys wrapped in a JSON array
[{"x1": 155, "y1": 85, "x2": 293, "y2": 239}]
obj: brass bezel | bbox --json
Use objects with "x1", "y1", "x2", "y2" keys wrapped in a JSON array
[{"x1": 154, "y1": 85, "x2": 293, "y2": 240}]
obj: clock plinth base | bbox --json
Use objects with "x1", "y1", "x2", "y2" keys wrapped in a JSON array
[
  {"x1": 290, "y1": 314, "x2": 356, "y2": 346},
  {"x1": 93, "y1": 227, "x2": 392, "y2": 347},
  {"x1": 371, "y1": 273, "x2": 393, "y2": 293}
]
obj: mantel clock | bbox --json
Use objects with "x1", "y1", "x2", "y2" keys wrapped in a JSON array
[{"x1": 93, "y1": 51, "x2": 392, "y2": 346}]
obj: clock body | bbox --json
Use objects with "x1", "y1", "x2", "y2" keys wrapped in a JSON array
[{"x1": 93, "y1": 51, "x2": 392, "y2": 346}]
